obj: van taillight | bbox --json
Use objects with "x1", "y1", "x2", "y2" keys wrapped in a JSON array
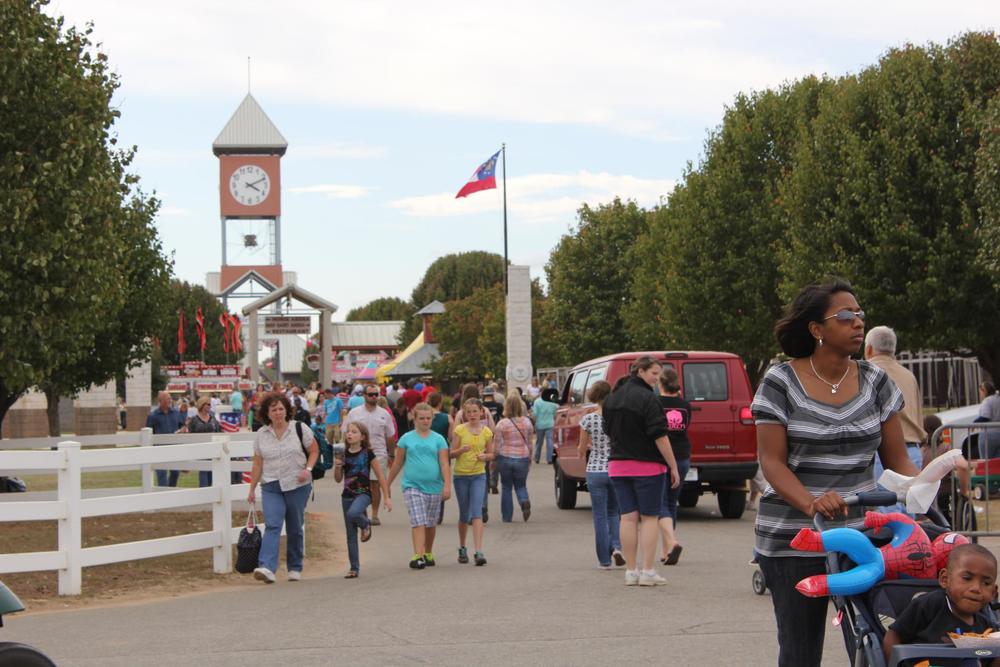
[{"x1": 739, "y1": 407, "x2": 754, "y2": 425}]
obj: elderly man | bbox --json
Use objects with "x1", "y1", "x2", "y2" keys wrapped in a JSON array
[
  {"x1": 145, "y1": 391, "x2": 186, "y2": 487},
  {"x1": 865, "y1": 326, "x2": 926, "y2": 513},
  {"x1": 344, "y1": 383, "x2": 397, "y2": 525}
]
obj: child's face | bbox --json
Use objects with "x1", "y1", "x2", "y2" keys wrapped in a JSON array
[
  {"x1": 413, "y1": 410, "x2": 433, "y2": 431},
  {"x1": 940, "y1": 553, "x2": 998, "y2": 617},
  {"x1": 464, "y1": 404, "x2": 482, "y2": 422},
  {"x1": 345, "y1": 425, "x2": 361, "y2": 445}
]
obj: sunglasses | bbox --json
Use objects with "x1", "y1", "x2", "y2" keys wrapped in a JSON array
[
  {"x1": 823, "y1": 309, "x2": 866, "y2": 323},
  {"x1": 365, "y1": 393, "x2": 379, "y2": 397}
]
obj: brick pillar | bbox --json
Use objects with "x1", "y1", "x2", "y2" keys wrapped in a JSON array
[
  {"x1": 74, "y1": 380, "x2": 117, "y2": 435},
  {"x1": 125, "y1": 358, "x2": 152, "y2": 430},
  {"x1": 505, "y1": 265, "x2": 533, "y2": 394},
  {"x1": 1, "y1": 390, "x2": 49, "y2": 438}
]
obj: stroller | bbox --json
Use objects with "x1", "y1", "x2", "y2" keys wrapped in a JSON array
[{"x1": 818, "y1": 491, "x2": 999, "y2": 667}]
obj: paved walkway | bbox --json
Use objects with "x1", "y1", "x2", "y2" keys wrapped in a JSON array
[{"x1": 3, "y1": 467, "x2": 845, "y2": 666}]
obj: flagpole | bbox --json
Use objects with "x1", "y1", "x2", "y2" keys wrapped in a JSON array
[{"x1": 502, "y1": 143, "x2": 508, "y2": 295}]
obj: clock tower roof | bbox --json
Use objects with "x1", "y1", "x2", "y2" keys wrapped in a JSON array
[{"x1": 213, "y1": 94, "x2": 288, "y2": 156}]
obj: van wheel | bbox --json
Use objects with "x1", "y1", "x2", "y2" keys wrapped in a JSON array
[
  {"x1": 0, "y1": 642, "x2": 58, "y2": 667},
  {"x1": 718, "y1": 490, "x2": 746, "y2": 519},
  {"x1": 678, "y1": 486, "x2": 699, "y2": 508},
  {"x1": 554, "y1": 462, "x2": 577, "y2": 510}
]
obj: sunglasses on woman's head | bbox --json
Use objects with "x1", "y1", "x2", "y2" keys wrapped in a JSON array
[{"x1": 823, "y1": 309, "x2": 866, "y2": 323}]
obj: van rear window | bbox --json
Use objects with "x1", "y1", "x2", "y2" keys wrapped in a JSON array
[{"x1": 683, "y1": 363, "x2": 728, "y2": 401}]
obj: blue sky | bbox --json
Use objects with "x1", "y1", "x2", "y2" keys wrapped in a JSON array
[{"x1": 51, "y1": 1, "x2": 998, "y2": 320}]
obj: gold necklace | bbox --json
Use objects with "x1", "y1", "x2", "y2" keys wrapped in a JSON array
[{"x1": 809, "y1": 356, "x2": 851, "y2": 394}]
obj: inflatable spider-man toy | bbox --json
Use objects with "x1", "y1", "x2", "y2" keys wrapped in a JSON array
[{"x1": 790, "y1": 512, "x2": 938, "y2": 597}]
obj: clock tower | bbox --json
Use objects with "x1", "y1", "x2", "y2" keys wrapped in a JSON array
[{"x1": 208, "y1": 94, "x2": 288, "y2": 305}]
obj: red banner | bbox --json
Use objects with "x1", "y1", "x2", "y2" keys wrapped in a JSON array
[
  {"x1": 219, "y1": 313, "x2": 231, "y2": 354},
  {"x1": 195, "y1": 307, "x2": 206, "y2": 353},
  {"x1": 231, "y1": 315, "x2": 242, "y2": 354},
  {"x1": 177, "y1": 311, "x2": 186, "y2": 357}
]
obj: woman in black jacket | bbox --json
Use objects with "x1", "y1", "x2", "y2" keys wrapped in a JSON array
[
  {"x1": 602, "y1": 356, "x2": 680, "y2": 587},
  {"x1": 188, "y1": 396, "x2": 222, "y2": 487}
]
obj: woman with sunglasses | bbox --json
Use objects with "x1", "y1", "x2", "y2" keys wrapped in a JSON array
[{"x1": 752, "y1": 279, "x2": 920, "y2": 667}]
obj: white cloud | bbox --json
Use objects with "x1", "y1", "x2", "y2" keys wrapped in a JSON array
[
  {"x1": 288, "y1": 184, "x2": 371, "y2": 199},
  {"x1": 389, "y1": 171, "x2": 674, "y2": 224}
]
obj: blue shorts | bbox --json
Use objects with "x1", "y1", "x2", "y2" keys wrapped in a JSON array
[
  {"x1": 454, "y1": 473, "x2": 487, "y2": 524},
  {"x1": 611, "y1": 474, "x2": 666, "y2": 516}
]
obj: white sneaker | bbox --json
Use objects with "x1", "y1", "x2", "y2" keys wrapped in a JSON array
[
  {"x1": 639, "y1": 570, "x2": 667, "y2": 586},
  {"x1": 253, "y1": 567, "x2": 276, "y2": 583},
  {"x1": 625, "y1": 569, "x2": 640, "y2": 586},
  {"x1": 288, "y1": 571, "x2": 301, "y2": 582}
]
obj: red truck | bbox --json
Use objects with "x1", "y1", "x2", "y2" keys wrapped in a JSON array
[{"x1": 551, "y1": 351, "x2": 757, "y2": 519}]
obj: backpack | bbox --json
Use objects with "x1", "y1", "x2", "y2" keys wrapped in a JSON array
[{"x1": 295, "y1": 421, "x2": 334, "y2": 480}]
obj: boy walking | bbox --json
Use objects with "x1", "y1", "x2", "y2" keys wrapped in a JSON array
[{"x1": 388, "y1": 403, "x2": 451, "y2": 569}]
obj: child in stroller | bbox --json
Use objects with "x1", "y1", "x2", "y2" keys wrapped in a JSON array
[
  {"x1": 883, "y1": 543, "x2": 998, "y2": 665},
  {"x1": 818, "y1": 492, "x2": 999, "y2": 666}
]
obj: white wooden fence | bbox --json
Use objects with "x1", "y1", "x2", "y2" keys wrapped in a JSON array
[{"x1": 0, "y1": 429, "x2": 259, "y2": 595}]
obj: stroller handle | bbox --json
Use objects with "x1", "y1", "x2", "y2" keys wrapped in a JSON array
[{"x1": 813, "y1": 491, "x2": 899, "y2": 531}]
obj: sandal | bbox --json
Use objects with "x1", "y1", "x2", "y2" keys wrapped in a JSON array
[
  {"x1": 360, "y1": 525, "x2": 372, "y2": 543},
  {"x1": 344, "y1": 570, "x2": 359, "y2": 579},
  {"x1": 665, "y1": 544, "x2": 683, "y2": 566}
]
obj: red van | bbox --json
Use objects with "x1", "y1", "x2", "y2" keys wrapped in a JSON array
[{"x1": 551, "y1": 351, "x2": 757, "y2": 519}]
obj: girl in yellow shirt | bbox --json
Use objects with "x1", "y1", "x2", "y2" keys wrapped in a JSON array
[{"x1": 450, "y1": 398, "x2": 494, "y2": 566}]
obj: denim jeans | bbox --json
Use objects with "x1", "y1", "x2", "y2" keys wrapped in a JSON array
[
  {"x1": 757, "y1": 555, "x2": 828, "y2": 667},
  {"x1": 453, "y1": 473, "x2": 487, "y2": 524},
  {"x1": 199, "y1": 471, "x2": 212, "y2": 487},
  {"x1": 259, "y1": 480, "x2": 311, "y2": 573},
  {"x1": 496, "y1": 456, "x2": 531, "y2": 521},
  {"x1": 156, "y1": 468, "x2": 180, "y2": 487},
  {"x1": 660, "y1": 458, "x2": 691, "y2": 523},
  {"x1": 342, "y1": 494, "x2": 371, "y2": 572},
  {"x1": 874, "y1": 444, "x2": 924, "y2": 514},
  {"x1": 586, "y1": 471, "x2": 622, "y2": 566},
  {"x1": 534, "y1": 428, "x2": 553, "y2": 463}
]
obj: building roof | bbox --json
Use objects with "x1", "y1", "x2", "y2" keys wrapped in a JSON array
[
  {"x1": 329, "y1": 321, "x2": 403, "y2": 349},
  {"x1": 241, "y1": 284, "x2": 338, "y2": 316},
  {"x1": 415, "y1": 300, "x2": 446, "y2": 316},
  {"x1": 389, "y1": 342, "x2": 439, "y2": 376},
  {"x1": 213, "y1": 94, "x2": 288, "y2": 156}
]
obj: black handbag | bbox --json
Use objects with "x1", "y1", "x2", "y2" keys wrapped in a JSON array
[{"x1": 235, "y1": 506, "x2": 262, "y2": 573}]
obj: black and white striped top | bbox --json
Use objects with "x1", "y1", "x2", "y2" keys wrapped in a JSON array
[{"x1": 751, "y1": 360, "x2": 903, "y2": 557}]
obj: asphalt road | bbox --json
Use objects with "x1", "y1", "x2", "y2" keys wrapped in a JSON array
[{"x1": 3, "y1": 467, "x2": 847, "y2": 666}]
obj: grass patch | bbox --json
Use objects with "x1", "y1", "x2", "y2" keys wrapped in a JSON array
[
  {"x1": 0, "y1": 510, "x2": 337, "y2": 611},
  {"x1": 18, "y1": 470, "x2": 210, "y2": 492}
]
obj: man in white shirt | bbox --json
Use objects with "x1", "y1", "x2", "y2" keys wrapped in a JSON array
[{"x1": 344, "y1": 383, "x2": 397, "y2": 525}]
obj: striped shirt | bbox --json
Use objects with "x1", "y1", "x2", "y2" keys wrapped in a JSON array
[
  {"x1": 494, "y1": 417, "x2": 534, "y2": 459},
  {"x1": 751, "y1": 360, "x2": 903, "y2": 557}
]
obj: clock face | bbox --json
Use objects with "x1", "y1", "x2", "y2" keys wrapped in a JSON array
[{"x1": 229, "y1": 165, "x2": 271, "y2": 206}]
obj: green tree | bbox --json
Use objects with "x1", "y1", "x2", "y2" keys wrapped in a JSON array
[
  {"x1": 780, "y1": 33, "x2": 1000, "y2": 380},
  {"x1": 976, "y1": 94, "x2": 1000, "y2": 288},
  {"x1": 346, "y1": 296, "x2": 412, "y2": 322},
  {"x1": 0, "y1": 2, "x2": 173, "y2": 424},
  {"x1": 398, "y1": 251, "x2": 505, "y2": 345},
  {"x1": 626, "y1": 79, "x2": 829, "y2": 385},
  {"x1": 544, "y1": 198, "x2": 651, "y2": 365},
  {"x1": 157, "y1": 281, "x2": 237, "y2": 365}
]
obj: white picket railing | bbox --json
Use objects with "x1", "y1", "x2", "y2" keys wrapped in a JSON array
[{"x1": 0, "y1": 430, "x2": 258, "y2": 595}]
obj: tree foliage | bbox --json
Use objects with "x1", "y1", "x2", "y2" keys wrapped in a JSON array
[
  {"x1": 0, "y1": 2, "x2": 173, "y2": 422},
  {"x1": 398, "y1": 251, "x2": 505, "y2": 345},
  {"x1": 543, "y1": 198, "x2": 650, "y2": 365},
  {"x1": 346, "y1": 296, "x2": 412, "y2": 322}
]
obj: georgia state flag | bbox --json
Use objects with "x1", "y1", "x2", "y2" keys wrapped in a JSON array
[{"x1": 455, "y1": 150, "x2": 500, "y2": 198}]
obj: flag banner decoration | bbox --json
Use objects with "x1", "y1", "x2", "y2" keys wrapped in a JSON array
[
  {"x1": 230, "y1": 315, "x2": 243, "y2": 354},
  {"x1": 455, "y1": 150, "x2": 500, "y2": 198},
  {"x1": 195, "y1": 307, "x2": 206, "y2": 352},
  {"x1": 177, "y1": 311, "x2": 186, "y2": 357},
  {"x1": 219, "y1": 313, "x2": 231, "y2": 354},
  {"x1": 219, "y1": 412, "x2": 241, "y2": 433}
]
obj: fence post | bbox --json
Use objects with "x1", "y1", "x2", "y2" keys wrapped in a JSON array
[
  {"x1": 57, "y1": 440, "x2": 82, "y2": 596},
  {"x1": 139, "y1": 427, "x2": 153, "y2": 493},
  {"x1": 212, "y1": 434, "x2": 233, "y2": 574}
]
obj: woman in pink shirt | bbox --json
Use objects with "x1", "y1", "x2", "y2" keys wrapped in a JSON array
[{"x1": 493, "y1": 394, "x2": 535, "y2": 522}]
